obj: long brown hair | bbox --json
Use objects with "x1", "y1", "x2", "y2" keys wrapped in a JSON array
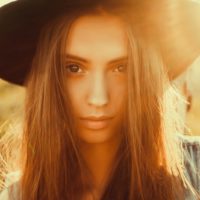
[{"x1": 0, "y1": 3, "x2": 195, "y2": 200}]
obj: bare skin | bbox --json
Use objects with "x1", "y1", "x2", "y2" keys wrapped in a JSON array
[{"x1": 80, "y1": 134, "x2": 122, "y2": 199}]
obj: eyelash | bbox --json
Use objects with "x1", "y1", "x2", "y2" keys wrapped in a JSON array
[{"x1": 65, "y1": 63, "x2": 127, "y2": 75}]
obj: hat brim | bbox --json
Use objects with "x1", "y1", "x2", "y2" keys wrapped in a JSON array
[
  {"x1": 0, "y1": 0, "x2": 200, "y2": 85},
  {"x1": 134, "y1": 0, "x2": 200, "y2": 80},
  {"x1": 162, "y1": 0, "x2": 200, "y2": 80}
]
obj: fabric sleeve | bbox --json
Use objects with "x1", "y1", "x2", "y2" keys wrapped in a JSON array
[{"x1": 181, "y1": 134, "x2": 200, "y2": 199}]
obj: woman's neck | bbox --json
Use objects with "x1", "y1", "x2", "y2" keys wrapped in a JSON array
[{"x1": 80, "y1": 136, "x2": 122, "y2": 195}]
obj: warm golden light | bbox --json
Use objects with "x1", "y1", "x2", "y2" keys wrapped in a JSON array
[{"x1": 0, "y1": 0, "x2": 16, "y2": 7}]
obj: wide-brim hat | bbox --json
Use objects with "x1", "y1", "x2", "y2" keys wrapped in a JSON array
[{"x1": 0, "y1": 0, "x2": 200, "y2": 85}]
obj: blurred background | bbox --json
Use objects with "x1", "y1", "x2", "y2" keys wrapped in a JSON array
[
  {"x1": 172, "y1": 57, "x2": 200, "y2": 135},
  {"x1": 0, "y1": 0, "x2": 16, "y2": 7}
]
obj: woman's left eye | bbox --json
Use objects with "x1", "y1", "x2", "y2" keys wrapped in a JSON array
[{"x1": 113, "y1": 64, "x2": 127, "y2": 72}]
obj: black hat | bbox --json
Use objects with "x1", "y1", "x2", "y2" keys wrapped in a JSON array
[{"x1": 0, "y1": 0, "x2": 200, "y2": 85}]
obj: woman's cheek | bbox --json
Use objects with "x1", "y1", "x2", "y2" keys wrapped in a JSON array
[{"x1": 66, "y1": 79, "x2": 87, "y2": 105}]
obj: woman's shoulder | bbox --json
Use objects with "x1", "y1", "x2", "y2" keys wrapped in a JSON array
[
  {"x1": 178, "y1": 133, "x2": 200, "y2": 146},
  {"x1": 178, "y1": 134, "x2": 200, "y2": 167}
]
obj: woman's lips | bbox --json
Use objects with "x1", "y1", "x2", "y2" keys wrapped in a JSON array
[{"x1": 80, "y1": 119, "x2": 112, "y2": 130}]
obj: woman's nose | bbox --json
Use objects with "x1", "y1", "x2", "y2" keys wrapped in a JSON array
[{"x1": 87, "y1": 73, "x2": 109, "y2": 107}]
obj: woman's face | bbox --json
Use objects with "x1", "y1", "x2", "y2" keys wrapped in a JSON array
[{"x1": 65, "y1": 14, "x2": 128, "y2": 145}]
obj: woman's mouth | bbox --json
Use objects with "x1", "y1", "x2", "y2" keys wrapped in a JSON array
[{"x1": 80, "y1": 118, "x2": 113, "y2": 130}]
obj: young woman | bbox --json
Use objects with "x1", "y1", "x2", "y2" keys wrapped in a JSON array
[{"x1": 0, "y1": 0, "x2": 200, "y2": 200}]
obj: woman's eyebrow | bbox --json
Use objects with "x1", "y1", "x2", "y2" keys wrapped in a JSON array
[
  {"x1": 65, "y1": 54, "x2": 128, "y2": 64},
  {"x1": 66, "y1": 54, "x2": 89, "y2": 63}
]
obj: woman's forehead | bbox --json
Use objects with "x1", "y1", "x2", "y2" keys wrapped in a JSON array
[{"x1": 65, "y1": 14, "x2": 128, "y2": 64}]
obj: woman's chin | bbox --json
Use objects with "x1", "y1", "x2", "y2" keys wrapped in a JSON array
[{"x1": 78, "y1": 129, "x2": 119, "y2": 145}]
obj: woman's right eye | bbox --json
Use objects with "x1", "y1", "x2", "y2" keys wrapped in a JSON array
[{"x1": 65, "y1": 63, "x2": 84, "y2": 74}]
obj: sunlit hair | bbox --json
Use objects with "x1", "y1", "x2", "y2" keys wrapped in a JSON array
[{"x1": 0, "y1": 4, "x2": 198, "y2": 200}]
